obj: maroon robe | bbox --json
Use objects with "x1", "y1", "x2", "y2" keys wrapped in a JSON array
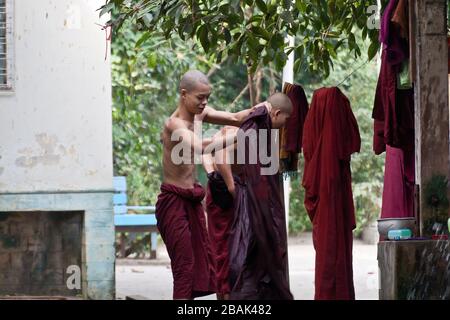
[
  {"x1": 379, "y1": 0, "x2": 407, "y2": 66},
  {"x1": 373, "y1": 0, "x2": 413, "y2": 154},
  {"x1": 280, "y1": 83, "x2": 309, "y2": 173},
  {"x1": 302, "y1": 87, "x2": 361, "y2": 300},
  {"x1": 283, "y1": 82, "x2": 309, "y2": 153},
  {"x1": 372, "y1": 50, "x2": 414, "y2": 154},
  {"x1": 155, "y1": 183, "x2": 216, "y2": 299},
  {"x1": 205, "y1": 171, "x2": 237, "y2": 295},
  {"x1": 228, "y1": 107, "x2": 293, "y2": 300},
  {"x1": 373, "y1": 0, "x2": 415, "y2": 219},
  {"x1": 381, "y1": 145, "x2": 415, "y2": 218}
]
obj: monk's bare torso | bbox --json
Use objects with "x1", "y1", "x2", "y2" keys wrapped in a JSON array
[{"x1": 162, "y1": 110, "x2": 206, "y2": 189}]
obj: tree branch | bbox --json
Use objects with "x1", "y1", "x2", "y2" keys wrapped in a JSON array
[
  {"x1": 255, "y1": 67, "x2": 263, "y2": 104},
  {"x1": 206, "y1": 57, "x2": 227, "y2": 78},
  {"x1": 229, "y1": 84, "x2": 249, "y2": 110},
  {"x1": 247, "y1": 69, "x2": 255, "y2": 107},
  {"x1": 269, "y1": 66, "x2": 276, "y2": 94}
]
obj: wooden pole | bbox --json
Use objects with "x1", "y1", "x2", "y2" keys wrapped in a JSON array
[
  {"x1": 282, "y1": 35, "x2": 295, "y2": 235},
  {"x1": 413, "y1": 0, "x2": 449, "y2": 236}
]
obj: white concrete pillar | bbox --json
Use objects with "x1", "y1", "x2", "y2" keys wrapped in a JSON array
[{"x1": 282, "y1": 35, "x2": 295, "y2": 235}]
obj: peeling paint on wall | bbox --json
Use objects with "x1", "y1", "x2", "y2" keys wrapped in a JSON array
[
  {"x1": 15, "y1": 133, "x2": 63, "y2": 168},
  {"x1": 86, "y1": 169, "x2": 98, "y2": 176},
  {"x1": 0, "y1": 0, "x2": 113, "y2": 192}
]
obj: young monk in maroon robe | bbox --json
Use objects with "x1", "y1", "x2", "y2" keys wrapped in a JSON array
[
  {"x1": 156, "y1": 70, "x2": 270, "y2": 300},
  {"x1": 302, "y1": 87, "x2": 361, "y2": 300},
  {"x1": 202, "y1": 126, "x2": 241, "y2": 300},
  {"x1": 229, "y1": 93, "x2": 294, "y2": 300}
]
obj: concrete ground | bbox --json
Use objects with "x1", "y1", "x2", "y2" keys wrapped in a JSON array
[{"x1": 115, "y1": 232, "x2": 379, "y2": 300}]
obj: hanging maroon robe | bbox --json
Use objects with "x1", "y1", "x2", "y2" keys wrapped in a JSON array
[
  {"x1": 228, "y1": 107, "x2": 293, "y2": 300},
  {"x1": 155, "y1": 183, "x2": 216, "y2": 299},
  {"x1": 283, "y1": 82, "x2": 309, "y2": 153},
  {"x1": 302, "y1": 87, "x2": 361, "y2": 300},
  {"x1": 381, "y1": 145, "x2": 415, "y2": 218},
  {"x1": 372, "y1": 50, "x2": 414, "y2": 154},
  {"x1": 373, "y1": 0, "x2": 413, "y2": 154},
  {"x1": 205, "y1": 171, "x2": 239, "y2": 296},
  {"x1": 280, "y1": 83, "x2": 309, "y2": 173},
  {"x1": 373, "y1": 0, "x2": 415, "y2": 219}
]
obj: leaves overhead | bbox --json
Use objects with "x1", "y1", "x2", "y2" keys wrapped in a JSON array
[{"x1": 100, "y1": 0, "x2": 380, "y2": 77}]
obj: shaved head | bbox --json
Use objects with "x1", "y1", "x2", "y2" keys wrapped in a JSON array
[
  {"x1": 179, "y1": 70, "x2": 210, "y2": 92},
  {"x1": 267, "y1": 92, "x2": 293, "y2": 114}
]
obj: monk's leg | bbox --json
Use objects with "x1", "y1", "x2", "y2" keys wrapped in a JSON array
[{"x1": 159, "y1": 207, "x2": 195, "y2": 300}]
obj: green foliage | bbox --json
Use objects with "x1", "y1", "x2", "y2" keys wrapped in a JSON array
[
  {"x1": 100, "y1": 0, "x2": 380, "y2": 76},
  {"x1": 289, "y1": 158, "x2": 312, "y2": 234}
]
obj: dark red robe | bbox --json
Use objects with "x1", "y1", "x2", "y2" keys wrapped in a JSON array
[
  {"x1": 283, "y1": 82, "x2": 309, "y2": 153},
  {"x1": 373, "y1": 0, "x2": 413, "y2": 154},
  {"x1": 373, "y1": 0, "x2": 415, "y2": 219},
  {"x1": 302, "y1": 87, "x2": 361, "y2": 300},
  {"x1": 280, "y1": 83, "x2": 309, "y2": 173},
  {"x1": 205, "y1": 171, "x2": 238, "y2": 295},
  {"x1": 228, "y1": 107, "x2": 293, "y2": 300},
  {"x1": 381, "y1": 145, "x2": 415, "y2": 218},
  {"x1": 372, "y1": 50, "x2": 414, "y2": 154},
  {"x1": 155, "y1": 183, "x2": 216, "y2": 299}
]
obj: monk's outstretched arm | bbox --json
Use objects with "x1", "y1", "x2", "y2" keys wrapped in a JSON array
[
  {"x1": 203, "y1": 132, "x2": 237, "y2": 155},
  {"x1": 202, "y1": 102, "x2": 272, "y2": 126}
]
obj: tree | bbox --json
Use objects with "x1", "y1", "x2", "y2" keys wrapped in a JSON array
[{"x1": 100, "y1": 0, "x2": 380, "y2": 77}]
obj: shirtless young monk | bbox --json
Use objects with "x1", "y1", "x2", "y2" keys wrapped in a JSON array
[{"x1": 155, "y1": 70, "x2": 270, "y2": 300}]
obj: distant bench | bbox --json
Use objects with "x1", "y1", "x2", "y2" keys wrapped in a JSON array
[{"x1": 113, "y1": 176, "x2": 158, "y2": 259}]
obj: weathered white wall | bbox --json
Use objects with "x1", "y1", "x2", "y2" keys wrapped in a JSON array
[{"x1": 0, "y1": 0, "x2": 113, "y2": 192}]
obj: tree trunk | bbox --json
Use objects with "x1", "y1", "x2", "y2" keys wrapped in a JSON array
[
  {"x1": 255, "y1": 68, "x2": 263, "y2": 103},
  {"x1": 269, "y1": 66, "x2": 276, "y2": 95},
  {"x1": 247, "y1": 68, "x2": 255, "y2": 107}
]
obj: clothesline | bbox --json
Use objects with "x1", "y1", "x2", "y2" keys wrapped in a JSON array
[
  {"x1": 335, "y1": 59, "x2": 370, "y2": 87},
  {"x1": 289, "y1": 57, "x2": 370, "y2": 90}
]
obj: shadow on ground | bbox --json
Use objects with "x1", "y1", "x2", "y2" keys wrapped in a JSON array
[{"x1": 115, "y1": 232, "x2": 379, "y2": 300}]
